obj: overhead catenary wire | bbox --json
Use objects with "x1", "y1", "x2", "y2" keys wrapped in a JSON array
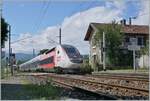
[
  {"x1": 11, "y1": 36, "x2": 32, "y2": 44},
  {"x1": 11, "y1": 0, "x2": 58, "y2": 45},
  {"x1": 35, "y1": 0, "x2": 51, "y2": 32},
  {"x1": 32, "y1": 1, "x2": 46, "y2": 33}
]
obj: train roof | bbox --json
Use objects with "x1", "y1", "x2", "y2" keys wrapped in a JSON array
[
  {"x1": 61, "y1": 44, "x2": 76, "y2": 49},
  {"x1": 20, "y1": 54, "x2": 42, "y2": 66}
]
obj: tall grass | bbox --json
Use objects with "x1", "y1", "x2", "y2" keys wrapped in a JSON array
[{"x1": 23, "y1": 83, "x2": 61, "y2": 100}]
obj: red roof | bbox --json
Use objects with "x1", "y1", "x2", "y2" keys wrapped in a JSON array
[{"x1": 84, "y1": 23, "x2": 149, "y2": 41}]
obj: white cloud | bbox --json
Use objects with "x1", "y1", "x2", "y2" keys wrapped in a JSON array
[{"x1": 105, "y1": 0, "x2": 126, "y2": 10}]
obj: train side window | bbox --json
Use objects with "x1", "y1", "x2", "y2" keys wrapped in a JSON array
[{"x1": 57, "y1": 51, "x2": 59, "y2": 54}]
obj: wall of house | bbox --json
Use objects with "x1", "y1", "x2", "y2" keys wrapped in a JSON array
[
  {"x1": 89, "y1": 30, "x2": 95, "y2": 70},
  {"x1": 89, "y1": 29, "x2": 103, "y2": 71},
  {"x1": 138, "y1": 55, "x2": 149, "y2": 68}
]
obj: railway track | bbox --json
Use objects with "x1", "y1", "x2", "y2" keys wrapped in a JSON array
[
  {"x1": 85, "y1": 74, "x2": 149, "y2": 90},
  {"x1": 24, "y1": 73, "x2": 149, "y2": 100},
  {"x1": 89, "y1": 74, "x2": 148, "y2": 82},
  {"x1": 92, "y1": 73, "x2": 149, "y2": 80},
  {"x1": 30, "y1": 74, "x2": 117, "y2": 99}
]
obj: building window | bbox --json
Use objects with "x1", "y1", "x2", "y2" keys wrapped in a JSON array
[
  {"x1": 125, "y1": 37, "x2": 130, "y2": 43},
  {"x1": 137, "y1": 37, "x2": 143, "y2": 46}
]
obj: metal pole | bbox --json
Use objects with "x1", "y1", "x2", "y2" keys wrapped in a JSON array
[
  {"x1": 133, "y1": 50, "x2": 136, "y2": 72},
  {"x1": 33, "y1": 48, "x2": 35, "y2": 58},
  {"x1": 103, "y1": 32, "x2": 106, "y2": 71},
  {"x1": 8, "y1": 24, "x2": 11, "y2": 75},
  {"x1": 129, "y1": 17, "x2": 131, "y2": 25},
  {"x1": 10, "y1": 48, "x2": 14, "y2": 76},
  {"x1": 59, "y1": 28, "x2": 61, "y2": 44},
  {"x1": 6, "y1": 57, "x2": 8, "y2": 76}
]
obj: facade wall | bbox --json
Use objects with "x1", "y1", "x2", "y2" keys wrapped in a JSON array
[
  {"x1": 138, "y1": 55, "x2": 149, "y2": 68},
  {"x1": 89, "y1": 30, "x2": 95, "y2": 69},
  {"x1": 89, "y1": 30, "x2": 103, "y2": 70}
]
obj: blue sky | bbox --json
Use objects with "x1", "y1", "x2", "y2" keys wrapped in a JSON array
[
  {"x1": 3, "y1": 0, "x2": 148, "y2": 54},
  {"x1": 3, "y1": 0, "x2": 139, "y2": 41}
]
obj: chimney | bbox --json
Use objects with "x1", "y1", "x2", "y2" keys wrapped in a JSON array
[
  {"x1": 129, "y1": 17, "x2": 131, "y2": 25},
  {"x1": 120, "y1": 19, "x2": 126, "y2": 25}
]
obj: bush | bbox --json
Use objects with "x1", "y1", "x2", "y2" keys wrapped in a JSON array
[
  {"x1": 23, "y1": 83, "x2": 60, "y2": 100},
  {"x1": 80, "y1": 63, "x2": 93, "y2": 74}
]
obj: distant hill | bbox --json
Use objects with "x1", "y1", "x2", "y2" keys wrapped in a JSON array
[
  {"x1": 4, "y1": 53, "x2": 34, "y2": 61},
  {"x1": 15, "y1": 53, "x2": 34, "y2": 61},
  {"x1": 1, "y1": 53, "x2": 34, "y2": 67}
]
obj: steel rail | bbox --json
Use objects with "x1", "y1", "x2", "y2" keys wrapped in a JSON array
[
  {"x1": 87, "y1": 74, "x2": 149, "y2": 82},
  {"x1": 92, "y1": 73, "x2": 149, "y2": 78},
  {"x1": 47, "y1": 74, "x2": 149, "y2": 93}
]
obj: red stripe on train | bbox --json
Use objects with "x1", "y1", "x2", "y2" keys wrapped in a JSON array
[{"x1": 40, "y1": 63, "x2": 55, "y2": 69}]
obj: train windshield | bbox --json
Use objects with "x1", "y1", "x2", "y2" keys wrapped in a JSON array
[{"x1": 62, "y1": 45, "x2": 81, "y2": 58}]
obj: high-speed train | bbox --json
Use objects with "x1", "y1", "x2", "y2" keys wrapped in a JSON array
[{"x1": 19, "y1": 44, "x2": 83, "y2": 73}]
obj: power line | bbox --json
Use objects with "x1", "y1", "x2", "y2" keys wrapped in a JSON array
[
  {"x1": 10, "y1": 2, "x2": 48, "y2": 45},
  {"x1": 11, "y1": 36, "x2": 32, "y2": 44},
  {"x1": 47, "y1": 37, "x2": 59, "y2": 45},
  {"x1": 32, "y1": 1, "x2": 46, "y2": 33},
  {"x1": 11, "y1": 1, "x2": 58, "y2": 45},
  {"x1": 35, "y1": 0, "x2": 51, "y2": 32}
]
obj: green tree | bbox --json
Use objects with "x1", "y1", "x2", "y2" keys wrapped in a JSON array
[
  {"x1": 1, "y1": 17, "x2": 9, "y2": 47},
  {"x1": 94, "y1": 21, "x2": 126, "y2": 66},
  {"x1": 38, "y1": 49, "x2": 49, "y2": 55}
]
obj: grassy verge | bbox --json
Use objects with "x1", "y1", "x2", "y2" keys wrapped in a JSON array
[
  {"x1": 2, "y1": 75, "x2": 61, "y2": 100},
  {"x1": 22, "y1": 83, "x2": 61, "y2": 100},
  {"x1": 1, "y1": 67, "x2": 11, "y2": 79}
]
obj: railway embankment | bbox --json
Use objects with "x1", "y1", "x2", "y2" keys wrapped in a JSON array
[
  {"x1": 28, "y1": 72, "x2": 149, "y2": 100},
  {"x1": 1, "y1": 74, "x2": 110, "y2": 100}
]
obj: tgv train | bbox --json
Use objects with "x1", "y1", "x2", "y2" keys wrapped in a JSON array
[{"x1": 20, "y1": 44, "x2": 83, "y2": 73}]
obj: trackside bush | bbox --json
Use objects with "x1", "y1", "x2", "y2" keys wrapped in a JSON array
[{"x1": 80, "y1": 63, "x2": 93, "y2": 74}]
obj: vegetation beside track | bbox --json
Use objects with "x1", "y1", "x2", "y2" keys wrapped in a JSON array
[
  {"x1": 1, "y1": 75, "x2": 61, "y2": 100},
  {"x1": 1, "y1": 67, "x2": 11, "y2": 79},
  {"x1": 23, "y1": 83, "x2": 61, "y2": 100}
]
